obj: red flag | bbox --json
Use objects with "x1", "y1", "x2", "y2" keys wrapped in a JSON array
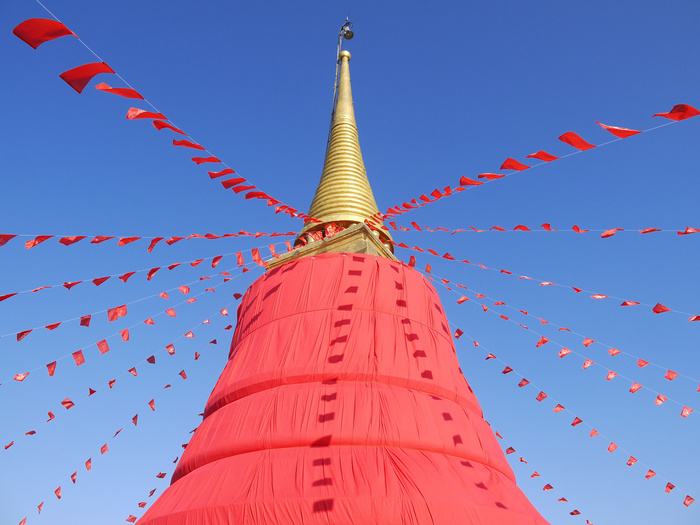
[
  {"x1": 505, "y1": 447, "x2": 515, "y2": 454},
  {"x1": 652, "y1": 104, "x2": 699, "y2": 121},
  {"x1": 502, "y1": 366, "x2": 513, "y2": 374},
  {"x1": 166, "y1": 344, "x2": 175, "y2": 355},
  {"x1": 626, "y1": 456, "x2": 637, "y2": 466},
  {"x1": 184, "y1": 331, "x2": 194, "y2": 338},
  {"x1": 128, "y1": 367, "x2": 137, "y2": 377},
  {"x1": 583, "y1": 359, "x2": 594, "y2": 369},
  {"x1": 119, "y1": 271, "x2": 136, "y2": 282},
  {"x1": 60, "y1": 62, "x2": 115, "y2": 93},
  {"x1": 459, "y1": 176, "x2": 483, "y2": 186},
  {"x1": 14, "y1": 372, "x2": 30, "y2": 382},
  {"x1": 645, "y1": 469, "x2": 656, "y2": 479},
  {"x1": 173, "y1": 139, "x2": 205, "y2": 150},
  {"x1": 637, "y1": 359, "x2": 649, "y2": 367},
  {"x1": 120, "y1": 328, "x2": 129, "y2": 341},
  {"x1": 485, "y1": 353, "x2": 496, "y2": 360},
  {"x1": 80, "y1": 314, "x2": 93, "y2": 326},
  {"x1": 665, "y1": 483, "x2": 675, "y2": 493},
  {"x1": 210, "y1": 168, "x2": 236, "y2": 179},
  {"x1": 17, "y1": 330, "x2": 32, "y2": 341},
  {"x1": 96, "y1": 339, "x2": 109, "y2": 355},
  {"x1": 55, "y1": 486, "x2": 62, "y2": 499},
  {"x1": 665, "y1": 370, "x2": 679, "y2": 381},
  {"x1": 558, "y1": 348, "x2": 571, "y2": 358},
  {"x1": 59, "y1": 235, "x2": 87, "y2": 246},
  {"x1": 252, "y1": 248, "x2": 264, "y2": 266},
  {"x1": 86, "y1": 458, "x2": 92, "y2": 470},
  {"x1": 590, "y1": 429, "x2": 599, "y2": 437},
  {"x1": 179, "y1": 370, "x2": 188, "y2": 380},
  {"x1": 536, "y1": 391, "x2": 547, "y2": 402},
  {"x1": 26, "y1": 235, "x2": 54, "y2": 249},
  {"x1": 144, "y1": 317, "x2": 155, "y2": 325},
  {"x1": 542, "y1": 484, "x2": 553, "y2": 491},
  {"x1": 531, "y1": 472, "x2": 540, "y2": 478},
  {"x1": 220, "y1": 307, "x2": 229, "y2": 316},
  {"x1": 571, "y1": 417, "x2": 583, "y2": 426},
  {"x1": 608, "y1": 348, "x2": 621, "y2": 356},
  {"x1": 71, "y1": 471, "x2": 77, "y2": 484},
  {"x1": 0, "y1": 293, "x2": 18, "y2": 303},
  {"x1": 678, "y1": 226, "x2": 700, "y2": 235},
  {"x1": 607, "y1": 442, "x2": 618, "y2": 452},
  {"x1": 47, "y1": 361, "x2": 57, "y2": 376},
  {"x1": 553, "y1": 404, "x2": 565, "y2": 413},
  {"x1": 72, "y1": 350, "x2": 85, "y2": 366},
  {"x1": 148, "y1": 399, "x2": 155, "y2": 411},
  {"x1": 559, "y1": 131, "x2": 595, "y2": 150},
  {"x1": 100, "y1": 443, "x2": 109, "y2": 454},
  {"x1": 601, "y1": 228, "x2": 623, "y2": 238},
  {"x1": 47, "y1": 411, "x2": 55, "y2": 422},
  {"x1": 147, "y1": 355, "x2": 156, "y2": 364},
  {"x1": 684, "y1": 496, "x2": 695, "y2": 507},
  {"x1": 107, "y1": 304, "x2": 128, "y2": 321},
  {"x1": 652, "y1": 303, "x2": 671, "y2": 314},
  {"x1": 126, "y1": 108, "x2": 166, "y2": 120},
  {"x1": 621, "y1": 300, "x2": 640, "y2": 306},
  {"x1": 118, "y1": 237, "x2": 141, "y2": 246},
  {"x1": 518, "y1": 379, "x2": 530, "y2": 387},
  {"x1": 582, "y1": 338, "x2": 595, "y2": 347},
  {"x1": 152, "y1": 120, "x2": 185, "y2": 135},
  {"x1": 191, "y1": 156, "x2": 220, "y2": 164},
  {"x1": 165, "y1": 307, "x2": 176, "y2": 317},
  {"x1": 606, "y1": 370, "x2": 617, "y2": 381},
  {"x1": 0, "y1": 234, "x2": 17, "y2": 246},
  {"x1": 535, "y1": 336, "x2": 549, "y2": 347},
  {"x1": 13, "y1": 18, "x2": 76, "y2": 48},
  {"x1": 156, "y1": 472, "x2": 166, "y2": 479},
  {"x1": 126, "y1": 516, "x2": 137, "y2": 523},
  {"x1": 95, "y1": 82, "x2": 143, "y2": 99},
  {"x1": 500, "y1": 158, "x2": 529, "y2": 171},
  {"x1": 453, "y1": 328, "x2": 464, "y2": 339},
  {"x1": 212, "y1": 255, "x2": 223, "y2": 268},
  {"x1": 61, "y1": 398, "x2": 75, "y2": 409},
  {"x1": 147, "y1": 267, "x2": 161, "y2": 281},
  {"x1": 526, "y1": 150, "x2": 559, "y2": 162},
  {"x1": 147, "y1": 237, "x2": 164, "y2": 252},
  {"x1": 655, "y1": 394, "x2": 668, "y2": 406},
  {"x1": 596, "y1": 121, "x2": 642, "y2": 138},
  {"x1": 681, "y1": 406, "x2": 693, "y2": 418}
]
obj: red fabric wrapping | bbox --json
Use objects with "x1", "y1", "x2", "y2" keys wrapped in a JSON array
[
  {"x1": 59, "y1": 62, "x2": 115, "y2": 93},
  {"x1": 13, "y1": 19, "x2": 76, "y2": 49},
  {"x1": 139, "y1": 253, "x2": 549, "y2": 525},
  {"x1": 558, "y1": 132, "x2": 595, "y2": 151}
]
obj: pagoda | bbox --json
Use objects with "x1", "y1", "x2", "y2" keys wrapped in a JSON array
[{"x1": 138, "y1": 28, "x2": 549, "y2": 525}]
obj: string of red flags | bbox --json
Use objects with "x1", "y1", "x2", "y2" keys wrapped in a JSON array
[
  {"x1": 391, "y1": 241, "x2": 700, "y2": 322},
  {"x1": 385, "y1": 221, "x2": 700, "y2": 237},
  {"x1": 0, "y1": 230, "x2": 296, "y2": 251},
  {"x1": 11, "y1": 15, "x2": 317, "y2": 222},
  {"x1": 1, "y1": 261, "x2": 254, "y2": 389},
  {"x1": 8, "y1": 318, "x2": 230, "y2": 525},
  {"x1": 376, "y1": 103, "x2": 698, "y2": 221},
  {"x1": 0, "y1": 239, "x2": 293, "y2": 308},
  {"x1": 495, "y1": 429, "x2": 592, "y2": 521},
  {"x1": 426, "y1": 265, "x2": 698, "y2": 416},
  {"x1": 424, "y1": 266, "x2": 700, "y2": 395},
  {"x1": 3, "y1": 297, "x2": 240, "y2": 454},
  {"x1": 449, "y1": 324, "x2": 695, "y2": 509}
]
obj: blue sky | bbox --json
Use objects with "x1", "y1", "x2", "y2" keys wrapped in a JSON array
[{"x1": 1, "y1": 1, "x2": 699, "y2": 524}]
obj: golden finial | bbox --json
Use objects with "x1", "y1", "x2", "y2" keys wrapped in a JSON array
[{"x1": 297, "y1": 46, "x2": 393, "y2": 249}]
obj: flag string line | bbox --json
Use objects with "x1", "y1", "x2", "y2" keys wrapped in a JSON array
[
  {"x1": 446, "y1": 320, "x2": 695, "y2": 509},
  {"x1": 427, "y1": 267, "x2": 696, "y2": 418},
  {"x1": 493, "y1": 427, "x2": 593, "y2": 522},
  {"x1": 26, "y1": 0, "x2": 310, "y2": 221},
  {"x1": 423, "y1": 263, "x2": 700, "y2": 393},
  {"x1": 0, "y1": 238, "x2": 292, "y2": 306},
  {"x1": 1, "y1": 262, "x2": 260, "y2": 387},
  {"x1": 378, "y1": 117, "x2": 683, "y2": 221},
  {"x1": 3, "y1": 295, "x2": 241, "y2": 455},
  {"x1": 393, "y1": 242, "x2": 700, "y2": 320},
  {"x1": 0, "y1": 253, "x2": 267, "y2": 341},
  {"x1": 387, "y1": 222, "x2": 699, "y2": 237},
  {"x1": 12, "y1": 316, "x2": 235, "y2": 524}
]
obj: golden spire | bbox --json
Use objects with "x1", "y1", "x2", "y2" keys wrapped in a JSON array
[{"x1": 297, "y1": 50, "x2": 393, "y2": 248}]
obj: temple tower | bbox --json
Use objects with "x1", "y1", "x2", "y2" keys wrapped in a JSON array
[{"x1": 138, "y1": 37, "x2": 548, "y2": 525}]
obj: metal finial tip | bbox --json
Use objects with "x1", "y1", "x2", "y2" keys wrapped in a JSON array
[{"x1": 339, "y1": 50, "x2": 351, "y2": 60}]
